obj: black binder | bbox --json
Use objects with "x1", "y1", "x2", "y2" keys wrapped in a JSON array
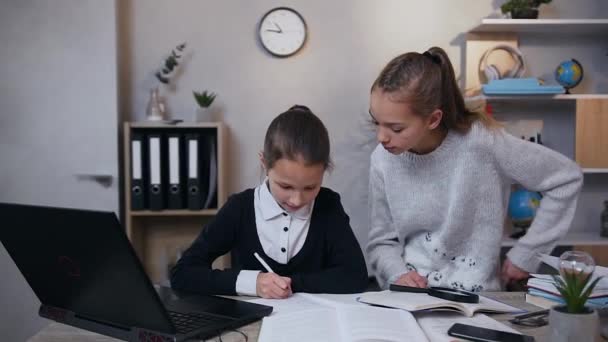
[
  {"x1": 167, "y1": 133, "x2": 185, "y2": 209},
  {"x1": 202, "y1": 135, "x2": 217, "y2": 209},
  {"x1": 130, "y1": 132, "x2": 146, "y2": 210},
  {"x1": 147, "y1": 133, "x2": 166, "y2": 210},
  {"x1": 186, "y1": 133, "x2": 204, "y2": 210}
]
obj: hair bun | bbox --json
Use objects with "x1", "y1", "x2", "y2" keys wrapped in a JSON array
[{"x1": 289, "y1": 104, "x2": 311, "y2": 112}]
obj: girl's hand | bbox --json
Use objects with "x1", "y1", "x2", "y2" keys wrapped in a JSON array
[
  {"x1": 501, "y1": 258, "x2": 530, "y2": 286},
  {"x1": 256, "y1": 273, "x2": 293, "y2": 299},
  {"x1": 393, "y1": 271, "x2": 428, "y2": 288}
]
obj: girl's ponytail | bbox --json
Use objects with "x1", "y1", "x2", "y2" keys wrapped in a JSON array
[
  {"x1": 373, "y1": 47, "x2": 496, "y2": 133},
  {"x1": 426, "y1": 47, "x2": 495, "y2": 132}
]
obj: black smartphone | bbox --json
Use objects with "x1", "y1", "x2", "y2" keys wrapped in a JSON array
[{"x1": 447, "y1": 323, "x2": 535, "y2": 342}]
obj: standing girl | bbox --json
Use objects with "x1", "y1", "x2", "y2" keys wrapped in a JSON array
[
  {"x1": 171, "y1": 105, "x2": 368, "y2": 298},
  {"x1": 367, "y1": 47, "x2": 583, "y2": 291}
]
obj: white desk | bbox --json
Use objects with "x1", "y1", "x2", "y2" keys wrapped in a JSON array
[{"x1": 28, "y1": 292, "x2": 550, "y2": 342}]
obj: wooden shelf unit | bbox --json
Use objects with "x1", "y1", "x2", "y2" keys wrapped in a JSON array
[
  {"x1": 465, "y1": 19, "x2": 608, "y2": 170},
  {"x1": 466, "y1": 95, "x2": 608, "y2": 169},
  {"x1": 466, "y1": 19, "x2": 608, "y2": 256},
  {"x1": 123, "y1": 122, "x2": 228, "y2": 284}
]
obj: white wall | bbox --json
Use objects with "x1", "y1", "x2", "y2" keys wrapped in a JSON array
[
  {"x1": 122, "y1": 0, "x2": 608, "y2": 263},
  {"x1": 0, "y1": 1, "x2": 118, "y2": 340}
]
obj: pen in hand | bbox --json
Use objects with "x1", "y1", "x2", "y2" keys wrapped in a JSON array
[
  {"x1": 254, "y1": 252, "x2": 275, "y2": 273},
  {"x1": 254, "y1": 252, "x2": 292, "y2": 296}
]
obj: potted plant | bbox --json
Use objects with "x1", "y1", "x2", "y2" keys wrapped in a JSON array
[
  {"x1": 548, "y1": 250, "x2": 602, "y2": 341},
  {"x1": 146, "y1": 42, "x2": 187, "y2": 121},
  {"x1": 500, "y1": 0, "x2": 552, "y2": 19},
  {"x1": 193, "y1": 90, "x2": 217, "y2": 122}
]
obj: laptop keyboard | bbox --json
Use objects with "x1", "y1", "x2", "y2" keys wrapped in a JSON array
[{"x1": 167, "y1": 310, "x2": 232, "y2": 334}]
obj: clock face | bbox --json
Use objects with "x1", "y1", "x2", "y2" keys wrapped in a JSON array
[{"x1": 258, "y1": 7, "x2": 307, "y2": 57}]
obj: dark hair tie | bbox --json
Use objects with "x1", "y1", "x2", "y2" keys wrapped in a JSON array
[
  {"x1": 289, "y1": 104, "x2": 311, "y2": 112},
  {"x1": 423, "y1": 51, "x2": 440, "y2": 65}
]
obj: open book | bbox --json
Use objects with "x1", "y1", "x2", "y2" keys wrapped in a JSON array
[
  {"x1": 358, "y1": 290, "x2": 520, "y2": 317},
  {"x1": 253, "y1": 293, "x2": 429, "y2": 342}
]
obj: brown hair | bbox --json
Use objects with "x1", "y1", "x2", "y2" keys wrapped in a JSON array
[
  {"x1": 263, "y1": 105, "x2": 333, "y2": 170},
  {"x1": 371, "y1": 46, "x2": 496, "y2": 133}
]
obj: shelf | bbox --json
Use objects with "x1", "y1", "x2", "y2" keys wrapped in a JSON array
[
  {"x1": 466, "y1": 94, "x2": 608, "y2": 102},
  {"x1": 130, "y1": 209, "x2": 219, "y2": 216},
  {"x1": 583, "y1": 168, "x2": 608, "y2": 174},
  {"x1": 502, "y1": 232, "x2": 608, "y2": 247},
  {"x1": 123, "y1": 122, "x2": 228, "y2": 284},
  {"x1": 470, "y1": 19, "x2": 608, "y2": 35},
  {"x1": 129, "y1": 121, "x2": 222, "y2": 128}
]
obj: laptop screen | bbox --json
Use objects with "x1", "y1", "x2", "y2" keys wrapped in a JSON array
[{"x1": 0, "y1": 203, "x2": 174, "y2": 334}]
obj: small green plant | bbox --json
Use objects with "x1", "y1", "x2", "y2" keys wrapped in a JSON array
[
  {"x1": 552, "y1": 269, "x2": 602, "y2": 313},
  {"x1": 155, "y1": 42, "x2": 187, "y2": 84},
  {"x1": 193, "y1": 90, "x2": 217, "y2": 108},
  {"x1": 500, "y1": 0, "x2": 552, "y2": 15}
]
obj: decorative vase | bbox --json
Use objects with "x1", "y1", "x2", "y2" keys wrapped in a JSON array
[
  {"x1": 146, "y1": 87, "x2": 165, "y2": 121},
  {"x1": 195, "y1": 107, "x2": 212, "y2": 122},
  {"x1": 548, "y1": 306, "x2": 601, "y2": 341}
]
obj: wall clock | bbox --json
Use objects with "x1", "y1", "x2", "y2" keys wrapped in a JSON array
[{"x1": 258, "y1": 7, "x2": 307, "y2": 57}]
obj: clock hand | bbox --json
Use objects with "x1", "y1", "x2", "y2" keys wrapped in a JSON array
[
  {"x1": 272, "y1": 21, "x2": 283, "y2": 33},
  {"x1": 265, "y1": 28, "x2": 282, "y2": 33}
]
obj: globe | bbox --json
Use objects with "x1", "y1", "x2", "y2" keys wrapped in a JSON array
[
  {"x1": 555, "y1": 59, "x2": 584, "y2": 94},
  {"x1": 508, "y1": 189, "x2": 542, "y2": 228}
]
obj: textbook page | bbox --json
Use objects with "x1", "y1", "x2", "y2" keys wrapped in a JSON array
[
  {"x1": 358, "y1": 290, "x2": 519, "y2": 317},
  {"x1": 248, "y1": 294, "x2": 324, "y2": 316},
  {"x1": 257, "y1": 304, "x2": 429, "y2": 342},
  {"x1": 299, "y1": 292, "x2": 362, "y2": 306},
  {"x1": 338, "y1": 305, "x2": 429, "y2": 342},
  {"x1": 257, "y1": 308, "x2": 342, "y2": 342},
  {"x1": 415, "y1": 312, "x2": 522, "y2": 342}
]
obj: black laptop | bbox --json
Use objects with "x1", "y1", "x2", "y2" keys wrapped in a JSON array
[{"x1": 0, "y1": 203, "x2": 272, "y2": 341}]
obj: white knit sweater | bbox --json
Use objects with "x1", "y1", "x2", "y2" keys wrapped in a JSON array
[{"x1": 367, "y1": 122, "x2": 583, "y2": 291}]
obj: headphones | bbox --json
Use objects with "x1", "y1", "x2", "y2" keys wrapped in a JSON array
[{"x1": 479, "y1": 44, "x2": 526, "y2": 82}]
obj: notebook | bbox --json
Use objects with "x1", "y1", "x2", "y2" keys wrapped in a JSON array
[
  {"x1": 358, "y1": 290, "x2": 520, "y2": 317},
  {"x1": 253, "y1": 293, "x2": 429, "y2": 342},
  {"x1": 0, "y1": 203, "x2": 272, "y2": 341}
]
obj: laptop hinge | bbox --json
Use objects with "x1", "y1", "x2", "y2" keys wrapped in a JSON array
[{"x1": 39, "y1": 305, "x2": 177, "y2": 342}]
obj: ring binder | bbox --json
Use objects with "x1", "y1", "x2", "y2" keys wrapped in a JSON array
[
  {"x1": 186, "y1": 134, "x2": 203, "y2": 210},
  {"x1": 167, "y1": 134, "x2": 185, "y2": 209},
  {"x1": 130, "y1": 132, "x2": 146, "y2": 210},
  {"x1": 147, "y1": 134, "x2": 165, "y2": 210}
]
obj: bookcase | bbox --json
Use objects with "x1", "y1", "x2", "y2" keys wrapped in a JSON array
[
  {"x1": 466, "y1": 19, "x2": 608, "y2": 171},
  {"x1": 464, "y1": 19, "x2": 608, "y2": 256},
  {"x1": 123, "y1": 122, "x2": 229, "y2": 284}
]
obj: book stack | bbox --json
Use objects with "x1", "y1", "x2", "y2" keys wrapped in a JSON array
[{"x1": 525, "y1": 274, "x2": 608, "y2": 309}]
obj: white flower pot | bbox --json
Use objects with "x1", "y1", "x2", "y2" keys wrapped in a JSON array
[
  {"x1": 549, "y1": 305, "x2": 601, "y2": 341},
  {"x1": 195, "y1": 107, "x2": 212, "y2": 122}
]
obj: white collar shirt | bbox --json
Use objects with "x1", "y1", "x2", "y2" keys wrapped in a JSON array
[{"x1": 235, "y1": 179, "x2": 313, "y2": 296}]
